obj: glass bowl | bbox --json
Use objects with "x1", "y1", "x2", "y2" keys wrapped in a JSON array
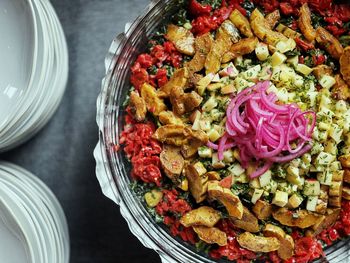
[{"x1": 94, "y1": 0, "x2": 350, "y2": 262}]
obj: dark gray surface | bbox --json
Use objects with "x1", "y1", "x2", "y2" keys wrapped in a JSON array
[{"x1": 0, "y1": 0, "x2": 160, "y2": 262}]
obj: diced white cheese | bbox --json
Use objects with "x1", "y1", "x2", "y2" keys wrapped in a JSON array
[
  {"x1": 317, "y1": 170, "x2": 333, "y2": 186},
  {"x1": 228, "y1": 163, "x2": 245, "y2": 176},
  {"x1": 259, "y1": 170, "x2": 272, "y2": 187},
  {"x1": 329, "y1": 161, "x2": 342, "y2": 172},
  {"x1": 272, "y1": 190, "x2": 289, "y2": 207},
  {"x1": 303, "y1": 180, "x2": 321, "y2": 196},
  {"x1": 241, "y1": 65, "x2": 261, "y2": 80},
  {"x1": 220, "y1": 63, "x2": 239, "y2": 78},
  {"x1": 319, "y1": 75, "x2": 336, "y2": 89},
  {"x1": 255, "y1": 42, "x2": 269, "y2": 61},
  {"x1": 211, "y1": 73, "x2": 221, "y2": 83},
  {"x1": 198, "y1": 146, "x2": 212, "y2": 158},
  {"x1": 199, "y1": 120, "x2": 211, "y2": 131},
  {"x1": 202, "y1": 96, "x2": 217, "y2": 112},
  {"x1": 336, "y1": 100, "x2": 347, "y2": 113},
  {"x1": 315, "y1": 152, "x2": 336, "y2": 166},
  {"x1": 329, "y1": 124, "x2": 343, "y2": 144},
  {"x1": 306, "y1": 196, "x2": 318, "y2": 211},
  {"x1": 251, "y1": 189, "x2": 264, "y2": 204}
]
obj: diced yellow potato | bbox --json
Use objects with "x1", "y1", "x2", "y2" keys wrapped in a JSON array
[
  {"x1": 234, "y1": 77, "x2": 252, "y2": 92},
  {"x1": 332, "y1": 170, "x2": 344, "y2": 182},
  {"x1": 212, "y1": 153, "x2": 225, "y2": 169},
  {"x1": 202, "y1": 96, "x2": 218, "y2": 112},
  {"x1": 223, "y1": 150, "x2": 235, "y2": 163},
  {"x1": 293, "y1": 74, "x2": 304, "y2": 88},
  {"x1": 207, "y1": 82, "x2": 225, "y2": 91},
  {"x1": 319, "y1": 75, "x2": 336, "y2": 89},
  {"x1": 259, "y1": 170, "x2": 272, "y2": 188},
  {"x1": 144, "y1": 190, "x2": 163, "y2": 207},
  {"x1": 302, "y1": 154, "x2": 311, "y2": 165},
  {"x1": 287, "y1": 56, "x2": 299, "y2": 68},
  {"x1": 272, "y1": 190, "x2": 289, "y2": 207},
  {"x1": 271, "y1": 52, "x2": 287, "y2": 67},
  {"x1": 324, "y1": 140, "x2": 337, "y2": 155},
  {"x1": 221, "y1": 84, "x2": 235, "y2": 94},
  {"x1": 318, "y1": 122, "x2": 330, "y2": 131},
  {"x1": 251, "y1": 189, "x2": 264, "y2": 204},
  {"x1": 329, "y1": 181, "x2": 343, "y2": 197},
  {"x1": 303, "y1": 180, "x2": 321, "y2": 196},
  {"x1": 196, "y1": 73, "x2": 214, "y2": 95},
  {"x1": 194, "y1": 162, "x2": 207, "y2": 176},
  {"x1": 287, "y1": 166, "x2": 299, "y2": 177},
  {"x1": 198, "y1": 146, "x2": 213, "y2": 158},
  {"x1": 288, "y1": 193, "x2": 304, "y2": 209},
  {"x1": 207, "y1": 128, "x2": 221, "y2": 142},
  {"x1": 286, "y1": 173, "x2": 303, "y2": 186},
  {"x1": 306, "y1": 196, "x2": 318, "y2": 212},
  {"x1": 255, "y1": 42, "x2": 269, "y2": 61},
  {"x1": 275, "y1": 38, "x2": 296, "y2": 53},
  {"x1": 192, "y1": 111, "x2": 202, "y2": 130},
  {"x1": 296, "y1": 64, "x2": 313, "y2": 76},
  {"x1": 250, "y1": 178, "x2": 261, "y2": 189}
]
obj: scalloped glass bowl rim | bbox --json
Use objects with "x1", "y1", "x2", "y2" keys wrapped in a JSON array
[{"x1": 95, "y1": 0, "x2": 350, "y2": 262}]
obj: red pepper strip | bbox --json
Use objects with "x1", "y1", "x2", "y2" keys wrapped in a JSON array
[
  {"x1": 189, "y1": 0, "x2": 212, "y2": 17},
  {"x1": 295, "y1": 37, "x2": 315, "y2": 52}
]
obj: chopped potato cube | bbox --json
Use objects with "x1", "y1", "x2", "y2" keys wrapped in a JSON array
[
  {"x1": 329, "y1": 181, "x2": 343, "y2": 197},
  {"x1": 271, "y1": 52, "x2": 287, "y2": 67},
  {"x1": 272, "y1": 190, "x2": 288, "y2": 207},
  {"x1": 288, "y1": 193, "x2": 304, "y2": 209},
  {"x1": 207, "y1": 129, "x2": 221, "y2": 142},
  {"x1": 296, "y1": 64, "x2": 313, "y2": 76},
  {"x1": 212, "y1": 153, "x2": 225, "y2": 169},
  {"x1": 250, "y1": 178, "x2": 261, "y2": 189},
  {"x1": 144, "y1": 190, "x2": 163, "y2": 208}
]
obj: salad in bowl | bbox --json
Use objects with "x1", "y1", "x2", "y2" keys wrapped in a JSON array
[{"x1": 114, "y1": 0, "x2": 350, "y2": 262}]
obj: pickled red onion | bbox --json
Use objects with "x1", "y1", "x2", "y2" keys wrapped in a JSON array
[{"x1": 208, "y1": 81, "x2": 316, "y2": 178}]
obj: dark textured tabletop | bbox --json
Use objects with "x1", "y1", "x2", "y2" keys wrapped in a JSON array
[{"x1": 0, "y1": 0, "x2": 160, "y2": 262}]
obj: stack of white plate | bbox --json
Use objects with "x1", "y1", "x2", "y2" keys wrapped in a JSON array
[
  {"x1": 0, "y1": 0, "x2": 68, "y2": 152},
  {"x1": 0, "y1": 162, "x2": 70, "y2": 263}
]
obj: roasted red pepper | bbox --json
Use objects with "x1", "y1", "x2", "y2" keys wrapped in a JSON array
[
  {"x1": 189, "y1": 0, "x2": 212, "y2": 17},
  {"x1": 295, "y1": 37, "x2": 315, "y2": 52},
  {"x1": 280, "y1": 2, "x2": 294, "y2": 16}
]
